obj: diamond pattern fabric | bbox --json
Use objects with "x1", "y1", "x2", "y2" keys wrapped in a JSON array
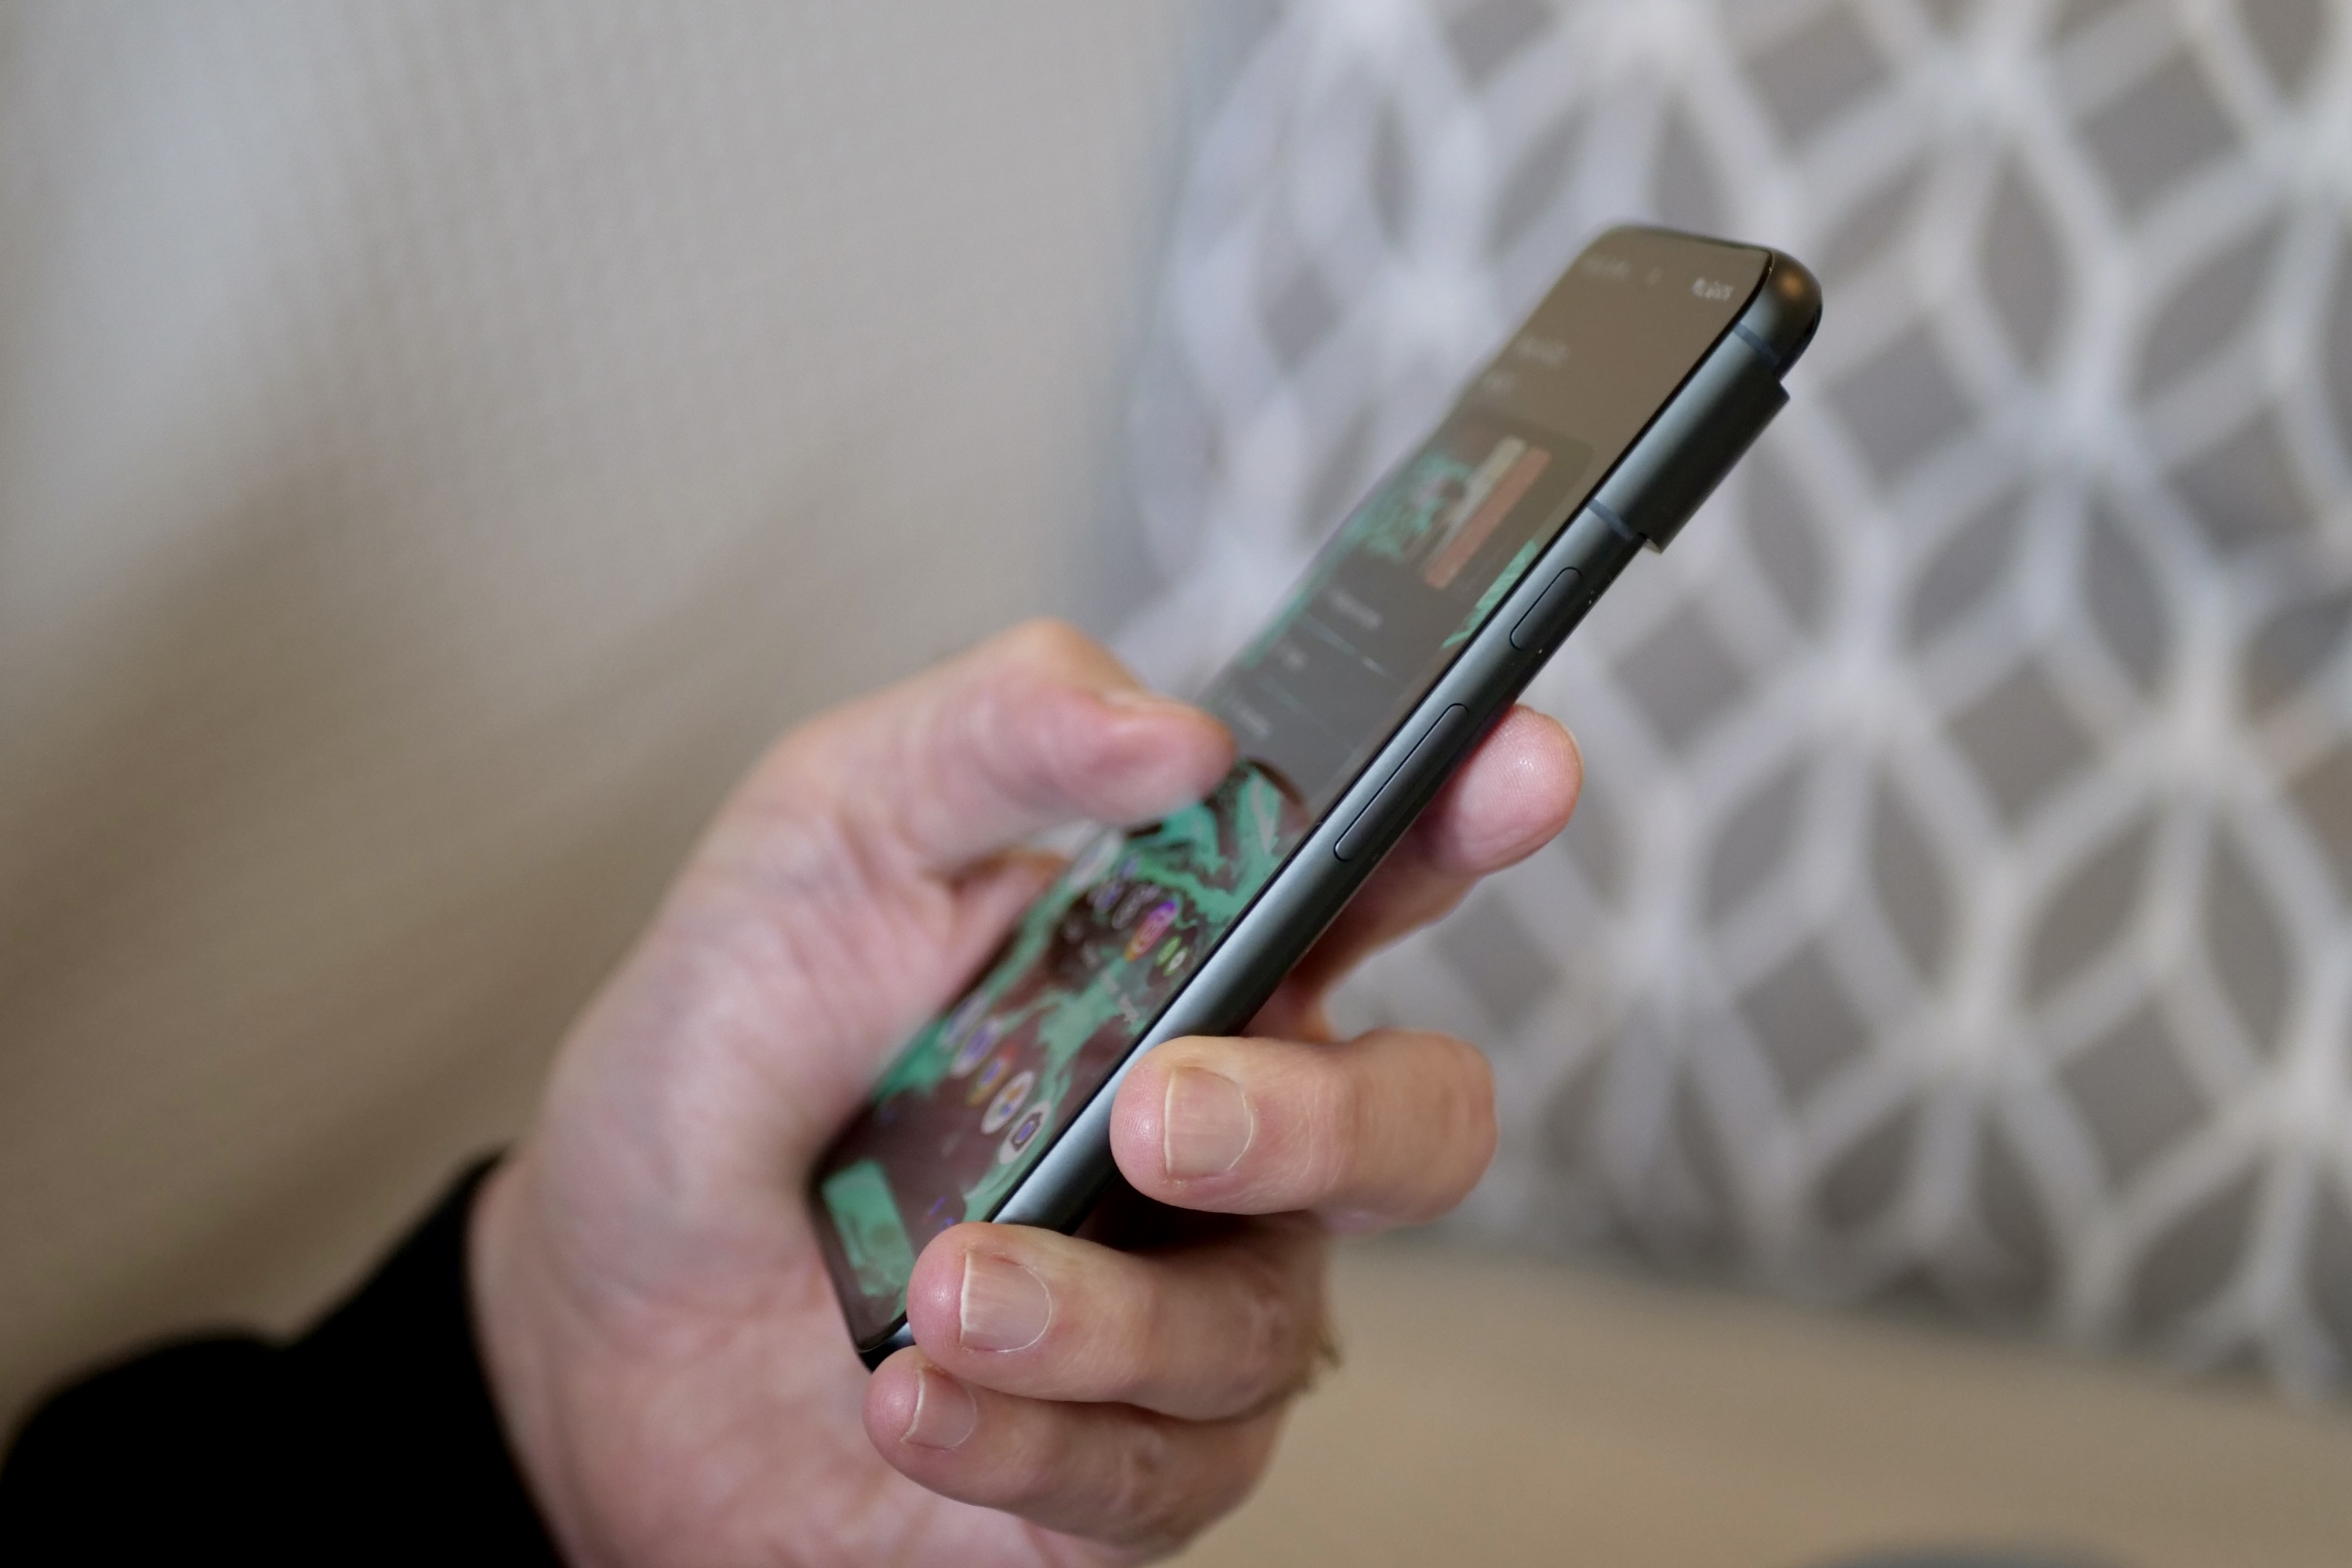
[{"x1": 1118, "y1": 0, "x2": 2352, "y2": 1394}]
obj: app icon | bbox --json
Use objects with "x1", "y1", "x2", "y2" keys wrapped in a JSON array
[
  {"x1": 965, "y1": 1051, "x2": 1014, "y2": 1106},
  {"x1": 1112, "y1": 883, "x2": 1157, "y2": 927},
  {"x1": 980, "y1": 1069, "x2": 1035, "y2": 1135},
  {"x1": 1065, "y1": 829, "x2": 1123, "y2": 892},
  {"x1": 1124, "y1": 899, "x2": 1179, "y2": 960},
  {"x1": 940, "y1": 989, "x2": 991, "y2": 1069},
  {"x1": 948, "y1": 1017, "x2": 1004, "y2": 1079},
  {"x1": 996, "y1": 1102, "x2": 1050, "y2": 1165}
]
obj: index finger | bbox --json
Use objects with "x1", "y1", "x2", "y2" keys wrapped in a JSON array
[{"x1": 734, "y1": 619, "x2": 1234, "y2": 872}]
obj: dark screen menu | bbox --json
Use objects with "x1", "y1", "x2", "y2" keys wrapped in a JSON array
[{"x1": 815, "y1": 230, "x2": 1770, "y2": 1348}]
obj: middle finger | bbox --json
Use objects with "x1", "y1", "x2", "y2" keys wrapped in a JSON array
[
  {"x1": 1260, "y1": 704, "x2": 1579, "y2": 1035},
  {"x1": 902, "y1": 1215, "x2": 1331, "y2": 1421}
]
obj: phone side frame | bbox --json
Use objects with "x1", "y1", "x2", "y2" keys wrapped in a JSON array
[{"x1": 855, "y1": 242, "x2": 1819, "y2": 1367}]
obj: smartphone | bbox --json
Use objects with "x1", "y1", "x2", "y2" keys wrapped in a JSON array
[{"x1": 813, "y1": 225, "x2": 1820, "y2": 1366}]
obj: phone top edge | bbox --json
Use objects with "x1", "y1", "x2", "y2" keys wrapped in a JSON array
[
  {"x1": 1590, "y1": 223, "x2": 1820, "y2": 370},
  {"x1": 1739, "y1": 249, "x2": 1824, "y2": 370}
]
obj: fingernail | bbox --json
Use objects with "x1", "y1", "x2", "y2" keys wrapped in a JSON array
[
  {"x1": 1163, "y1": 1066, "x2": 1254, "y2": 1179},
  {"x1": 902, "y1": 1366, "x2": 979, "y2": 1450},
  {"x1": 1098, "y1": 686, "x2": 1196, "y2": 719},
  {"x1": 959, "y1": 1253, "x2": 1052, "y2": 1352}
]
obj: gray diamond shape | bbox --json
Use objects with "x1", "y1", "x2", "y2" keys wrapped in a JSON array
[
  {"x1": 1947, "y1": 661, "x2": 2097, "y2": 824},
  {"x1": 2243, "y1": 582, "x2": 2352, "y2": 717},
  {"x1": 2083, "y1": 500, "x2": 2171, "y2": 695},
  {"x1": 1829, "y1": 325, "x2": 1975, "y2": 482},
  {"x1": 1748, "y1": 4, "x2": 1889, "y2": 143},
  {"x1": 2130, "y1": 1163, "x2": 2259, "y2": 1331},
  {"x1": 2286, "y1": 742, "x2": 2352, "y2": 902},
  {"x1": 2078, "y1": 51, "x2": 2239, "y2": 218},
  {"x1": 1908, "y1": 486, "x2": 2024, "y2": 648},
  {"x1": 1975, "y1": 1120, "x2": 2056, "y2": 1312},
  {"x1": 2203, "y1": 829, "x2": 2292, "y2": 1058},
  {"x1": 1980, "y1": 160, "x2": 2071, "y2": 373},
  {"x1": 1817, "y1": 161, "x2": 1925, "y2": 283},
  {"x1": 1818, "y1": 1101, "x2": 1918, "y2": 1232},
  {"x1": 1541, "y1": 1058, "x2": 1606, "y2": 1172},
  {"x1": 1742, "y1": 445, "x2": 1828, "y2": 633},
  {"x1": 2027, "y1": 814, "x2": 2154, "y2": 1002},
  {"x1": 1446, "y1": 0, "x2": 1553, "y2": 84},
  {"x1": 2137, "y1": 221, "x2": 2277, "y2": 394},
  {"x1": 1490, "y1": 108, "x2": 1582, "y2": 257},
  {"x1": 1652, "y1": 107, "x2": 1726, "y2": 234},
  {"x1": 2238, "y1": 0, "x2": 2328, "y2": 97},
  {"x1": 2060, "y1": 1003, "x2": 2207, "y2": 1185},
  {"x1": 2171, "y1": 408, "x2": 2314, "y2": 554},
  {"x1": 1437, "y1": 893, "x2": 1556, "y2": 1033},
  {"x1": 1558, "y1": 775, "x2": 1624, "y2": 903},
  {"x1": 1739, "y1": 942, "x2": 1872, "y2": 1104},
  {"x1": 2326, "y1": 247, "x2": 2352, "y2": 459},
  {"x1": 1263, "y1": 262, "x2": 1341, "y2": 371},
  {"x1": 2307, "y1": 1183, "x2": 2352, "y2": 1366},
  {"x1": 1617, "y1": 603, "x2": 1750, "y2": 753},
  {"x1": 2053, "y1": 0, "x2": 2133, "y2": 39},
  {"x1": 1705, "y1": 757, "x2": 1806, "y2": 924},
  {"x1": 1921, "y1": 0, "x2": 1979, "y2": 34},
  {"x1": 1665, "y1": 1069, "x2": 1737, "y2": 1257},
  {"x1": 1870, "y1": 772, "x2": 1953, "y2": 982}
]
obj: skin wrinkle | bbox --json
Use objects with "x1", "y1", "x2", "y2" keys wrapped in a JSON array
[
  {"x1": 1118, "y1": 1250, "x2": 1173, "y2": 1401},
  {"x1": 1102, "y1": 1417, "x2": 1182, "y2": 1548},
  {"x1": 1301, "y1": 1045, "x2": 1364, "y2": 1219},
  {"x1": 1212, "y1": 1232, "x2": 1297, "y2": 1416}
]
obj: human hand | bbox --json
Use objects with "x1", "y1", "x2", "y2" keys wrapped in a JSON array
[{"x1": 470, "y1": 621, "x2": 1580, "y2": 1565}]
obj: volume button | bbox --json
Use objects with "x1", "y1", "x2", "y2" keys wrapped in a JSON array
[
  {"x1": 1333, "y1": 705, "x2": 1470, "y2": 862},
  {"x1": 1508, "y1": 568, "x2": 1584, "y2": 653}
]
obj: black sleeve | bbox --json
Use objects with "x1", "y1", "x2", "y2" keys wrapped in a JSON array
[{"x1": 0, "y1": 1159, "x2": 563, "y2": 1565}]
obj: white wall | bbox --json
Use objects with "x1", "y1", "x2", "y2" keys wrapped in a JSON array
[{"x1": 0, "y1": 1, "x2": 1196, "y2": 1424}]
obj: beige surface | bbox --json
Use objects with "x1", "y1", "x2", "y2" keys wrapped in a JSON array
[
  {"x1": 1185, "y1": 1242, "x2": 2352, "y2": 1568},
  {"x1": 0, "y1": 2, "x2": 1194, "y2": 1426}
]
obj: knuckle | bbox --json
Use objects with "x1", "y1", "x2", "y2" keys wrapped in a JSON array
[
  {"x1": 1102, "y1": 1419, "x2": 1193, "y2": 1546},
  {"x1": 1301, "y1": 1052, "x2": 1373, "y2": 1200},
  {"x1": 1224, "y1": 1242, "x2": 1316, "y2": 1403},
  {"x1": 1114, "y1": 1262, "x2": 1174, "y2": 1396},
  {"x1": 992, "y1": 617, "x2": 1097, "y2": 674}
]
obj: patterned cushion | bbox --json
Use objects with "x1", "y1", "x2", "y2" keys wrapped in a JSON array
[{"x1": 1116, "y1": 0, "x2": 2352, "y2": 1395}]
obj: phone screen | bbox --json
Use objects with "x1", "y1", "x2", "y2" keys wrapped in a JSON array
[{"x1": 816, "y1": 230, "x2": 1769, "y2": 1347}]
